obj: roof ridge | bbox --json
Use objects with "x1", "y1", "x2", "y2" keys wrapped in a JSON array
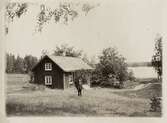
[{"x1": 49, "y1": 55, "x2": 82, "y2": 59}]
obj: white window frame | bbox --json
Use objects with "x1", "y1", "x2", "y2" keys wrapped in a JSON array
[
  {"x1": 45, "y1": 63, "x2": 52, "y2": 71},
  {"x1": 45, "y1": 76, "x2": 52, "y2": 85}
]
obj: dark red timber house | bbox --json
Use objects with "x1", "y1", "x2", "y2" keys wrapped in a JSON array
[{"x1": 32, "y1": 55, "x2": 93, "y2": 89}]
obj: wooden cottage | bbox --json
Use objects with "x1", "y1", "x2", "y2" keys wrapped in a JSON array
[{"x1": 32, "y1": 55, "x2": 93, "y2": 89}]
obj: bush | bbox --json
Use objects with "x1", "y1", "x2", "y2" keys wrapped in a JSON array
[
  {"x1": 127, "y1": 70, "x2": 136, "y2": 81},
  {"x1": 99, "y1": 47, "x2": 129, "y2": 82},
  {"x1": 150, "y1": 96, "x2": 161, "y2": 112},
  {"x1": 100, "y1": 74, "x2": 124, "y2": 88},
  {"x1": 91, "y1": 47, "x2": 129, "y2": 88},
  {"x1": 91, "y1": 72, "x2": 124, "y2": 89}
]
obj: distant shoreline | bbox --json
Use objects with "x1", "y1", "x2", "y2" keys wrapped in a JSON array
[{"x1": 127, "y1": 62, "x2": 152, "y2": 67}]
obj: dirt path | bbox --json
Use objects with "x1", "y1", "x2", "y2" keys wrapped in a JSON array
[
  {"x1": 108, "y1": 83, "x2": 159, "y2": 92},
  {"x1": 133, "y1": 83, "x2": 151, "y2": 90}
]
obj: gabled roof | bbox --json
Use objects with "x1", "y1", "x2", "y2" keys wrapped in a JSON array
[{"x1": 33, "y1": 55, "x2": 93, "y2": 72}]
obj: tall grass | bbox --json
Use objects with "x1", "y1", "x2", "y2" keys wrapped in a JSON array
[
  {"x1": 6, "y1": 74, "x2": 161, "y2": 117},
  {"x1": 6, "y1": 87, "x2": 152, "y2": 117}
]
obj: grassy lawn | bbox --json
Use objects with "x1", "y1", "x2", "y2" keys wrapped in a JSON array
[
  {"x1": 6, "y1": 74, "x2": 161, "y2": 117},
  {"x1": 112, "y1": 83, "x2": 162, "y2": 99}
]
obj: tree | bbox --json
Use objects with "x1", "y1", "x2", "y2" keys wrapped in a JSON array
[
  {"x1": 82, "y1": 54, "x2": 96, "y2": 68},
  {"x1": 14, "y1": 55, "x2": 25, "y2": 73},
  {"x1": 98, "y1": 47, "x2": 128, "y2": 86},
  {"x1": 152, "y1": 35, "x2": 162, "y2": 80},
  {"x1": 24, "y1": 55, "x2": 38, "y2": 73},
  {"x1": 5, "y1": 2, "x2": 28, "y2": 34},
  {"x1": 6, "y1": 3, "x2": 28, "y2": 21},
  {"x1": 41, "y1": 49, "x2": 49, "y2": 59},
  {"x1": 53, "y1": 44, "x2": 82, "y2": 57},
  {"x1": 6, "y1": 53, "x2": 38, "y2": 73},
  {"x1": 6, "y1": 53, "x2": 15, "y2": 73}
]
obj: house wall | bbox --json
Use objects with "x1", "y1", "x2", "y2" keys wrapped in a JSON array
[
  {"x1": 64, "y1": 71, "x2": 92, "y2": 88},
  {"x1": 33, "y1": 56, "x2": 64, "y2": 89}
]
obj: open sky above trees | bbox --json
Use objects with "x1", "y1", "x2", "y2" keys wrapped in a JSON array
[{"x1": 4, "y1": 0, "x2": 162, "y2": 62}]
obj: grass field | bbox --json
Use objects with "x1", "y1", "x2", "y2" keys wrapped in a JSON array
[
  {"x1": 6, "y1": 74, "x2": 161, "y2": 117},
  {"x1": 112, "y1": 83, "x2": 162, "y2": 99}
]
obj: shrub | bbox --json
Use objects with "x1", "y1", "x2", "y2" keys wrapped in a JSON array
[
  {"x1": 91, "y1": 47, "x2": 129, "y2": 88},
  {"x1": 99, "y1": 47, "x2": 129, "y2": 82},
  {"x1": 127, "y1": 70, "x2": 136, "y2": 81},
  {"x1": 91, "y1": 64, "x2": 104, "y2": 86},
  {"x1": 150, "y1": 96, "x2": 161, "y2": 112},
  {"x1": 99, "y1": 74, "x2": 123, "y2": 88}
]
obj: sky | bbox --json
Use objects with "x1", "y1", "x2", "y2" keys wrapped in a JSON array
[{"x1": 4, "y1": 0, "x2": 162, "y2": 62}]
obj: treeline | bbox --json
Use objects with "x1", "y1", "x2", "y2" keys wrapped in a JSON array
[
  {"x1": 6, "y1": 44, "x2": 96, "y2": 74},
  {"x1": 6, "y1": 44, "x2": 135, "y2": 88},
  {"x1": 6, "y1": 53, "x2": 38, "y2": 73}
]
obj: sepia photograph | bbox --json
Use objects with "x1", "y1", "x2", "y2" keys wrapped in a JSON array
[{"x1": 0, "y1": 0, "x2": 163, "y2": 118}]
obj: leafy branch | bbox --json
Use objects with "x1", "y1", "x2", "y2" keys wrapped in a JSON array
[
  {"x1": 6, "y1": 2, "x2": 28, "y2": 22},
  {"x1": 5, "y1": 2, "x2": 99, "y2": 33}
]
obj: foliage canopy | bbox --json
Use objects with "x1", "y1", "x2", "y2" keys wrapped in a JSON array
[
  {"x1": 5, "y1": 2, "x2": 99, "y2": 33},
  {"x1": 98, "y1": 47, "x2": 128, "y2": 82},
  {"x1": 152, "y1": 35, "x2": 162, "y2": 80}
]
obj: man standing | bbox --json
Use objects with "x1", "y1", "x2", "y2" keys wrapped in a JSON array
[
  {"x1": 75, "y1": 77, "x2": 83, "y2": 96},
  {"x1": 78, "y1": 78, "x2": 83, "y2": 96}
]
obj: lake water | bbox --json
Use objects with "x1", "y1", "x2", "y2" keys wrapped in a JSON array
[{"x1": 128, "y1": 67, "x2": 157, "y2": 79}]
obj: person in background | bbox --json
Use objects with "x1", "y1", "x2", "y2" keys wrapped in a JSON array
[
  {"x1": 75, "y1": 77, "x2": 83, "y2": 96},
  {"x1": 78, "y1": 78, "x2": 83, "y2": 96}
]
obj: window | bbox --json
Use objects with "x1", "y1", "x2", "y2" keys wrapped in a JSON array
[
  {"x1": 45, "y1": 63, "x2": 52, "y2": 71},
  {"x1": 45, "y1": 76, "x2": 52, "y2": 85}
]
